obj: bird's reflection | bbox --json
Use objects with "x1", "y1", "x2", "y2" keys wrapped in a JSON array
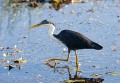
[
  {"x1": 46, "y1": 63, "x2": 104, "y2": 83},
  {"x1": 66, "y1": 69, "x2": 104, "y2": 83}
]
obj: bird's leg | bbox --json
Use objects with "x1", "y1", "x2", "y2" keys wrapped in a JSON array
[
  {"x1": 74, "y1": 50, "x2": 79, "y2": 68},
  {"x1": 45, "y1": 50, "x2": 70, "y2": 64}
]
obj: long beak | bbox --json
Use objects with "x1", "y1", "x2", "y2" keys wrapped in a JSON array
[{"x1": 30, "y1": 23, "x2": 42, "y2": 29}]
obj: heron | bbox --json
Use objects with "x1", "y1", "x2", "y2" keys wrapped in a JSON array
[{"x1": 30, "y1": 20, "x2": 103, "y2": 68}]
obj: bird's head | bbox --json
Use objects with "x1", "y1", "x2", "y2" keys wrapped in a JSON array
[{"x1": 30, "y1": 20, "x2": 55, "y2": 28}]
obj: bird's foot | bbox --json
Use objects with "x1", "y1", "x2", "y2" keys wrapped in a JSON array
[
  {"x1": 45, "y1": 61, "x2": 57, "y2": 69},
  {"x1": 45, "y1": 58, "x2": 56, "y2": 65},
  {"x1": 45, "y1": 58, "x2": 68, "y2": 65}
]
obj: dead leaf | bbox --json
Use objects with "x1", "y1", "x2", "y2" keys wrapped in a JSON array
[
  {"x1": 60, "y1": 72, "x2": 65, "y2": 74},
  {"x1": 106, "y1": 71, "x2": 120, "y2": 75},
  {"x1": 91, "y1": 74, "x2": 102, "y2": 77},
  {"x1": 11, "y1": 59, "x2": 27, "y2": 64}
]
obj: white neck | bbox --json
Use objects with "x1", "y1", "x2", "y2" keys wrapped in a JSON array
[
  {"x1": 46, "y1": 24, "x2": 62, "y2": 43},
  {"x1": 46, "y1": 24, "x2": 55, "y2": 36}
]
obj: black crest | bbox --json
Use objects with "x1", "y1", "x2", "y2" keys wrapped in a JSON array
[{"x1": 40, "y1": 20, "x2": 55, "y2": 25}]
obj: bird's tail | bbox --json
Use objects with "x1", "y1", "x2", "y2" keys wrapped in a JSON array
[{"x1": 91, "y1": 42, "x2": 103, "y2": 50}]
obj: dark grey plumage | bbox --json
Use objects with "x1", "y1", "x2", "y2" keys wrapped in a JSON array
[
  {"x1": 30, "y1": 20, "x2": 103, "y2": 67},
  {"x1": 53, "y1": 30, "x2": 103, "y2": 51}
]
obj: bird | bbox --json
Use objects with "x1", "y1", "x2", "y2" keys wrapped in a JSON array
[{"x1": 30, "y1": 20, "x2": 103, "y2": 68}]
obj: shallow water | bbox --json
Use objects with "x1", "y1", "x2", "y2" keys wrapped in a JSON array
[{"x1": 0, "y1": 0, "x2": 120, "y2": 83}]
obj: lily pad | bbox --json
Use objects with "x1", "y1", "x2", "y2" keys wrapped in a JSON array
[{"x1": 106, "y1": 72, "x2": 120, "y2": 75}]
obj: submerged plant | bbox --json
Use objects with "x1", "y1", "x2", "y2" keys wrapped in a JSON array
[{"x1": 8, "y1": 0, "x2": 13, "y2": 6}]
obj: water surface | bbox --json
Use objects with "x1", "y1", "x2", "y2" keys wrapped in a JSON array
[{"x1": 0, "y1": 0, "x2": 120, "y2": 83}]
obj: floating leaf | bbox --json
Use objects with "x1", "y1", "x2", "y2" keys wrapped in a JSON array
[
  {"x1": 106, "y1": 72, "x2": 120, "y2": 75},
  {"x1": 91, "y1": 74, "x2": 102, "y2": 77},
  {"x1": 20, "y1": 60, "x2": 27, "y2": 63},
  {"x1": 65, "y1": 79, "x2": 85, "y2": 83},
  {"x1": 11, "y1": 59, "x2": 27, "y2": 64},
  {"x1": 60, "y1": 72, "x2": 65, "y2": 74},
  {"x1": 14, "y1": 49, "x2": 22, "y2": 53}
]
